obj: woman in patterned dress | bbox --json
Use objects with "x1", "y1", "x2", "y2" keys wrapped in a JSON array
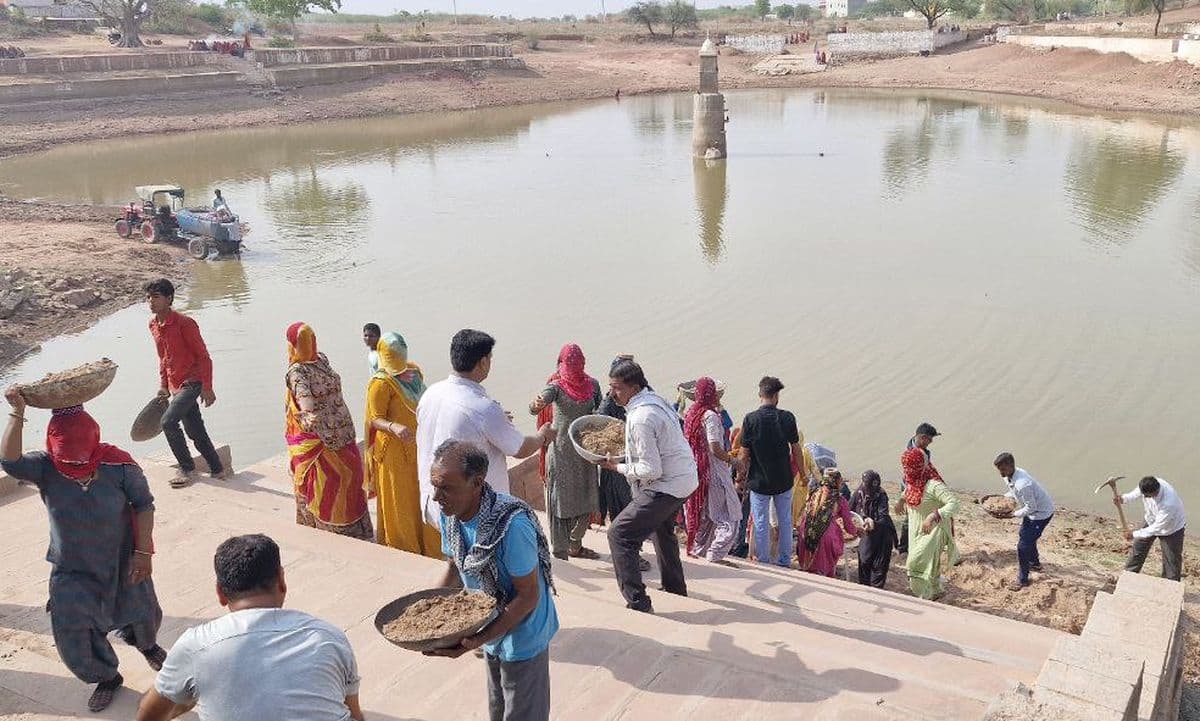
[{"x1": 284, "y1": 322, "x2": 373, "y2": 540}]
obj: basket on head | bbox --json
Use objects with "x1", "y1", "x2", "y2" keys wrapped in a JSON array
[
  {"x1": 130, "y1": 395, "x2": 170, "y2": 442},
  {"x1": 677, "y1": 379, "x2": 726, "y2": 402},
  {"x1": 374, "y1": 588, "x2": 500, "y2": 653},
  {"x1": 979, "y1": 494, "x2": 1018, "y2": 519},
  {"x1": 19, "y1": 359, "x2": 118, "y2": 410},
  {"x1": 567, "y1": 414, "x2": 626, "y2": 464}
]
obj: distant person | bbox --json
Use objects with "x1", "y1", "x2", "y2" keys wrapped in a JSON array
[
  {"x1": 145, "y1": 278, "x2": 226, "y2": 488},
  {"x1": 211, "y1": 189, "x2": 230, "y2": 213},
  {"x1": 137, "y1": 534, "x2": 364, "y2": 721},
  {"x1": 363, "y1": 322, "x2": 381, "y2": 373},
  {"x1": 1115, "y1": 476, "x2": 1186, "y2": 582},
  {"x1": 994, "y1": 452, "x2": 1054, "y2": 591},
  {"x1": 366, "y1": 332, "x2": 441, "y2": 557},
  {"x1": 417, "y1": 329, "x2": 556, "y2": 526},
  {"x1": 528, "y1": 343, "x2": 601, "y2": 561},
  {"x1": 598, "y1": 360, "x2": 697, "y2": 613},
  {"x1": 284, "y1": 322, "x2": 373, "y2": 540},
  {"x1": 851, "y1": 470, "x2": 898, "y2": 589},
  {"x1": 797, "y1": 468, "x2": 860, "y2": 577},
  {"x1": 3, "y1": 392, "x2": 166, "y2": 713},
  {"x1": 740, "y1": 376, "x2": 802, "y2": 567},
  {"x1": 427, "y1": 440, "x2": 558, "y2": 721},
  {"x1": 899, "y1": 444, "x2": 959, "y2": 600},
  {"x1": 682, "y1": 376, "x2": 743, "y2": 564}
]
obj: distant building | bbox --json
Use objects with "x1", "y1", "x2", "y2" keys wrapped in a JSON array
[
  {"x1": 825, "y1": 0, "x2": 866, "y2": 17},
  {"x1": 5, "y1": 0, "x2": 98, "y2": 19}
]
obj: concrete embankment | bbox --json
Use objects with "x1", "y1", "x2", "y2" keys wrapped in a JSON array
[
  {"x1": 1002, "y1": 33, "x2": 1200, "y2": 66},
  {"x1": 0, "y1": 51, "x2": 212, "y2": 75},
  {"x1": 246, "y1": 43, "x2": 513, "y2": 67},
  {"x1": 0, "y1": 71, "x2": 243, "y2": 102},
  {"x1": 266, "y1": 56, "x2": 525, "y2": 87}
]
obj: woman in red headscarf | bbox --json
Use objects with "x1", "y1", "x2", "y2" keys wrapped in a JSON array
[
  {"x1": 284, "y1": 322, "x2": 373, "y2": 541},
  {"x1": 2, "y1": 389, "x2": 165, "y2": 713},
  {"x1": 682, "y1": 377, "x2": 743, "y2": 563},
  {"x1": 529, "y1": 343, "x2": 601, "y2": 560},
  {"x1": 899, "y1": 445, "x2": 960, "y2": 599}
]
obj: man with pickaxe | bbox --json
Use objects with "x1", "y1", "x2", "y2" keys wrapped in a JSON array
[{"x1": 1099, "y1": 475, "x2": 1187, "y2": 582}]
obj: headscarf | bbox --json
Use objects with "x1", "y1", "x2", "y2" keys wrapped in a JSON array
[
  {"x1": 857, "y1": 469, "x2": 882, "y2": 501},
  {"x1": 374, "y1": 332, "x2": 426, "y2": 407},
  {"x1": 852, "y1": 469, "x2": 885, "y2": 522},
  {"x1": 901, "y1": 446, "x2": 942, "y2": 507},
  {"x1": 801, "y1": 468, "x2": 842, "y2": 559},
  {"x1": 445, "y1": 483, "x2": 556, "y2": 602},
  {"x1": 550, "y1": 344, "x2": 595, "y2": 404},
  {"x1": 682, "y1": 377, "x2": 719, "y2": 551},
  {"x1": 46, "y1": 406, "x2": 136, "y2": 481},
  {"x1": 286, "y1": 321, "x2": 318, "y2": 365}
]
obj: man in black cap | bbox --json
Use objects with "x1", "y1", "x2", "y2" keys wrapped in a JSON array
[{"x1": 898, "y1": 422, "x2": 940, "y2": 553}]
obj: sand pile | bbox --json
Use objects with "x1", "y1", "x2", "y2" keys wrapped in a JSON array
[
  {"x1": 382, "y1": 591, "x2": 496, "y2": 644},
  {"x1": 580, "y1": 422, "x2": 624, "y2": 457},
  {"x1": 980, "y1": 495, "x2": 1017, "y2": 518}
]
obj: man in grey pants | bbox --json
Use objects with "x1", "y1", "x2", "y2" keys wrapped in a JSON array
[
  {"x1": 599, "y1": 360, "x2": 698, "y2": 614},
  {"x1": 1116, "y1": 475, "x2": 1187, "y2": 582}
]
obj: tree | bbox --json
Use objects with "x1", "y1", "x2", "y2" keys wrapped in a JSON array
[
  {"x1": 241, "y1": 0, "x2": 341, "y2": 37},
  {"x1": 664, "y1": 0, "x2": 697, "y2": 35},
  {"x1": 984, "y1": 0, "x2": 1038, "y2": 22},
  {"x1": 755, "y1": 0, "x2": 772, "y2": 17},
  {"x1": 1127, "y1": 0, "x2": 1167, "y2": 34},
  {"x1": 626, "y1": 1, "x2": 663, "y2": 35},
  {"x1": 900, "y1": 0, "x2": 972, "y2": 27},
  {"x1": 80, "y1": 0, "x2": 152, "y2": 47},
  {"x1": 776, "y1": 3, "x2": 796, "y2": 21},
  {"x1": 858, "y1": 0, "x2": 902, "y2": 16},
  {"x1": 794, "y1": 3, "x2": 815, "y2": 20}
]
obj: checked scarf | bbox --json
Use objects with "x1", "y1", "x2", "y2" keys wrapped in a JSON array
[{"x1": 445, "y1": 484, "x2": 556, "y2": 603}]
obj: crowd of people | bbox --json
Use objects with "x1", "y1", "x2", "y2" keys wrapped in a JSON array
[{"x1": 0, "y1": 277, "x2": 1187, "y2": 720}]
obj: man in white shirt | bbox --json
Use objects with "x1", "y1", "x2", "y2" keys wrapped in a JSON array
[
  {"x1": 137, "y1": 534, "x2": 364, "y2": 721},
  {"x1": 417, "y1": 329, "x2": 555, "y2": 526},
  {"x1": 598, "y1": 360, "x2": 698, "y2": 613},
  {"x1": 1115, "y1": 476, "x2": 1186, "y2": 582},
  {"x1": 994, "y1": 453, "x2": 1055, "y2": 591}
]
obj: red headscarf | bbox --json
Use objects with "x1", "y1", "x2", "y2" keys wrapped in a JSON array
[
  {"x1": 901, "y1": 446, "x2": 942, "y2": 507},
  {"x1": 46, "y1": 406, "x2": 136, "y2": 481},
  {"x1": 538, "y1": 344, "x2": 596, "y2": 479},
  {"x1": 682, "y1": 377, "x2": 719, "y2": 552}
]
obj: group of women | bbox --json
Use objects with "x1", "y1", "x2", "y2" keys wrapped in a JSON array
[
  {"x1": 284, "y1": 322, "x2": 440, "y2": 558},
  {"x1": 283, "y1": 326, "x2": 960, "y2": 601}
]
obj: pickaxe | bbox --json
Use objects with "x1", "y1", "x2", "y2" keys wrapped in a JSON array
[{"x1": 1094, "y1": 475, "x2": 1130, "y2": 535}]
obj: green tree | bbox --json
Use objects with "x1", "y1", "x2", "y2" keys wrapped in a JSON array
[
  {"x1": 664, "y1": 0, "x2": 697, "y2": 35},
  {"x1": 776, "y1": 2, "x2": 796, "y2": 20},
  {"x1": 858, "y1": 0, "x2": 902, "y2": 16},
  {"x1": 80, "y1": 0, "x2": 153, "y2": 46},
  {"x1": 1126, "y1": 0, "x2": 1167, "y2": 34},
  {"x1": 626, "y1": 1, "x2": 664, "y2": 34},
  {"x1": 755, "y1": 0, "x2": 771, "y2": 17},
  {"x1": 241, "y1": 0, "x2": 341, "y2": 37},
  {"x1": 794, "y1": 3, "x2": 815, "y2": 19},
  {"x1": 984, "y1": 0, "x2": 1038, "y2": 22},
  {"x1": 900, "y1": 0, "x2": 973, "y2": 28}
]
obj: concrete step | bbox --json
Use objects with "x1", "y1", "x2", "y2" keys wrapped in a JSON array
[{"x1": 265, "y1": 56, "x2": 526, "y2": 88}]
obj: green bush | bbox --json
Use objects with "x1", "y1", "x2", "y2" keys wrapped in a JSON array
[
  {"x1": 192, "y1": 2, "x2": 234, "y2": 27},
  {"x1": 363, "y1": 22, "x2": 394, "y2": 41},
  {"x1": 267, "y1": 35, "x2": 295, "y2": 47},
  {"x1": 526, "y1": 31, "x2": 541, "y2": 49}
]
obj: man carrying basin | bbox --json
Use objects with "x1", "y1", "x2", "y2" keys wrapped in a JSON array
[{"x1": 427, "y1": 439, "x2": 559, "y2": 721}]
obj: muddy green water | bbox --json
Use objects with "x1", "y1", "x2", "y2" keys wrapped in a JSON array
[{"x1": 2, "y1": 88, "x2": 1198, "y2": 514}]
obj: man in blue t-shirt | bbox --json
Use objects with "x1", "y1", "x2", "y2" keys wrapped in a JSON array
[{"x1": 428, "y1": 439, "x2": 558, "y2": 721}]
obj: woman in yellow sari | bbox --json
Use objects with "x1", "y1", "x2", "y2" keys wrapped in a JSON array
[
  {"x1": 365, "y1": 332, "x2": 441, "y2": 557},
  {"x1": 284, "y1": 322, "x2": 373, "y2": 540}
]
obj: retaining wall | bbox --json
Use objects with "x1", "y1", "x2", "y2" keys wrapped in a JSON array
[
  {"x1": 245, "y1": 43, "x2": 512, "y2": 67},
  {"x1": 0, "y1": 51, "x2": 212, "y2": 76},
  {"x1": 265, "y1": 56, "x2": 524, "y2": 87},
  {"x1": 1002, "y1": 33, "x2": 1182, "y2": 63},
  {"x1": 0, "y1": 71, "x2": 242, "y2": 103},
  {"x1": 826, "y1": 30, "x2": 965, "y2": 61}
]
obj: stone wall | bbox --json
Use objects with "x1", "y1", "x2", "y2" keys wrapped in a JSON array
[
  {"x1": 264, "y1": 56, "x2": 524, "y2": 87},
  {"x1": 0, "y1": 71, "x2": 241, "y2": 103},
  {"x1": 0, "y1": 51, "x2": 211, "y2": 75},
  {"x1": 245, "y1": 43, "x2": 513, "y2": 67},
  {"x1": 1002, "y1": 33, "x2": 1185, "y2": 64},
  {"x1": 826, "y1": 30, "x2": 965, "y2": 61},
  {"x1": 723, "y1": 34, "x2": 786, "y2": 54}
]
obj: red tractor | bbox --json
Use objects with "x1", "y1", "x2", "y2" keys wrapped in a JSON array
[{"x1": 114, "y1": 185, "x2": 185, "y2": 242}]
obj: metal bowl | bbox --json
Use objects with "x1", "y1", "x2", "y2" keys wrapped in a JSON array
[
  {"x1": 374, "y1": 588, "x2": 500, "y2": 653},
  {"x1": 130, "y1": 395, "x2": 169, "y2": 442},
  {"x1": 979, "y1": 494, "x2": 1018, "y2": 519},
  {"x1": 676, "y1": 379, "x2": 726, "y2": 401},
  {"x1": 567, "y1": 414, "x2": 626, "y2": 464},
  {"x1": 20, "y1": 359, "x2": 117, "y2": 410}
]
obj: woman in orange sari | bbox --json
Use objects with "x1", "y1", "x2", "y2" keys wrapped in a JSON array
[
  {"x1": 284, "y1": 322, "x2": 373, "y2": 540},
  {"x1": 365, "y1": 332, "x2": 441, "y2": 557}
]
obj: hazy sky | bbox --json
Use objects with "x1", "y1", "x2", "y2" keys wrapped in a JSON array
[{"x1": 332, "y1": 0, "x2": 750, "y2": 19}]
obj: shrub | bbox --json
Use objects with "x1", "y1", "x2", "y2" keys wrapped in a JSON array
[
  {"x1": 267, "y1": 35, "x2": 295, "y2": 47},
  {"x1": 526, "y1": 31, "x2": 541, "y2": 49},
  {"x1": 363, "y1": 22, "x2": 394, "y2": 42}
]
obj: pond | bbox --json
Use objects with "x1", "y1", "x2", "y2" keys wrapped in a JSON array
[{"x1": 2, "y1": 88, "x2": 1198, "y2": 514}]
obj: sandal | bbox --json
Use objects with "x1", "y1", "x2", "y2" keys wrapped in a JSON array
[
  {"x1": 169, "y1": 471, "x2": 196, "y2": 489},
  {"x1": 141, "y1": 645, "x2": 167, "y2": 671},
  {"x1": 569, "y1": 547, "x2": 600, "y2": 560},
  {"x1": 88, "y1": 673, "x2": 123, "y2": 713},
  {"x1": 1007, "y1": 581, "x2": 1028, "y2": 592}
]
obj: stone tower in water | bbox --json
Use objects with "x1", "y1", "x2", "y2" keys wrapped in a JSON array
[{"x1": 691, "y1": 36, "x2": 727, "y2": 159}]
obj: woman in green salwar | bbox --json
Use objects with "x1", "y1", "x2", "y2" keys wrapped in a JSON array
[{"x1": 899, "y1": 445, "x2": 960, "y2": 599}]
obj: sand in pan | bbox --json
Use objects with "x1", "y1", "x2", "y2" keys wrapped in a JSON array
[{"x1": 382, "y1": 591, "x2": 496, "y2": 643}]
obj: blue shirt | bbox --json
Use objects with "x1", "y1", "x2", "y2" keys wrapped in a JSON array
[{"x1": 440, "y1": 503, "x2": 558, "y2": 662}]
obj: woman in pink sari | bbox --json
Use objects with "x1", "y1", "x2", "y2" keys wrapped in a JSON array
[{"x1": 797, "y1": 468, "x2": 860, "y2": 577}]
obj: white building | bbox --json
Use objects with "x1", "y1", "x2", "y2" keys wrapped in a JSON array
[{"x1": 825, "y1": 0, "x2": 866, "y2": 17}]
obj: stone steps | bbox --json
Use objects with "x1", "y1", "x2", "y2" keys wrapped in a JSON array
[{"x1": 265, "y1": 56, "x2": 525, "y2": 88}]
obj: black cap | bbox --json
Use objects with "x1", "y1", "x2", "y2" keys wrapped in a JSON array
[{"x1": 915, "y1": 422, "x2": 940, "y2": 437}]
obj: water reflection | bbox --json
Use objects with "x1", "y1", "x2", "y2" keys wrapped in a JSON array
[
  {"x1": 1065, "y1": 129, "x2": 1185, "y2": 247},
  {"x1": 262, "y1": 167, "x2": 371, "y2": 280},
  {"x1": 180, "y1": 256, "x2": 251, "y2": 313},
  {"x1": 693, "y1": 158, "x2": 728, "y2": 263},
  {"x1": 881, "y1": 98, "x2": 966, "y2": 198}
]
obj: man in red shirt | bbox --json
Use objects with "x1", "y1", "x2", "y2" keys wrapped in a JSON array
[{"x1": 145, "y1": 279, "x2": 226, "y2": 488}]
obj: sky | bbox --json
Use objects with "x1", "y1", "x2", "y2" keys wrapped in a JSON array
[{"x1": 329, "y1": 0, "x2": 760, "y2": 19}]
